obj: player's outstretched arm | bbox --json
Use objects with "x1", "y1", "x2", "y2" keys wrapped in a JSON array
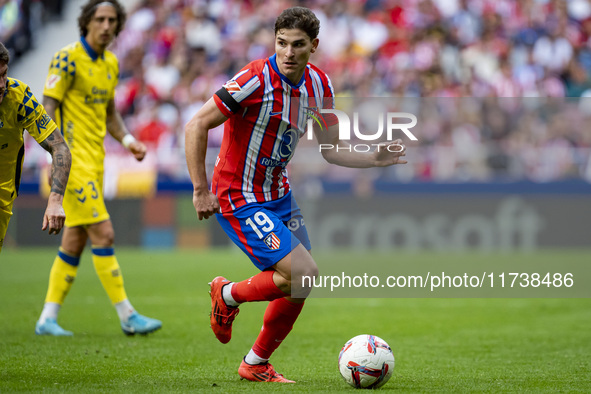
[
  {"x1": 184, "y1": 98, "x2": 228, "y2": 220},
  {"x1": 315, "y1": 124, "x2": 407, "y2": 168},
  {"x1": 106, "y1": 99, "x2": 147, "y2": 161},
  {"x1": 38, "y1": 129, "x2": 71, "y2": 234}
]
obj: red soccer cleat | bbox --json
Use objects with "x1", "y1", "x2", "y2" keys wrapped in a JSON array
[
  {"x1": 209, "y1": 276, "x2": 239, "y2": 344},
  {"x1": 238, "y1": 359, "x2": 295, "y2": 383}
]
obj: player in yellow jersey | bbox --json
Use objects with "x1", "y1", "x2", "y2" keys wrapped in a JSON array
[
  {"x1": 35, "y1": 0, "x2": 161, "y2": 336},
  {"x1": 0, "y1": 42, "x2": 71, "y2": 253}
]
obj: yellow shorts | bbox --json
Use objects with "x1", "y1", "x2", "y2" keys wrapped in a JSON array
[
  {"x1": 63, "y1": 169, "x2": 110, "y2": 227},
  {"x1": 0, "y1": 202, "x2": 14, "y2": 253}
]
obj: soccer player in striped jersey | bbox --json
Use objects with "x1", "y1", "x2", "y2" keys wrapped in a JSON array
[
  {"x1": 34, "y1": 0, "x2": 161, "y2": 337},
  {"x1": 185, "y1": 7, "x2": 407, "y2": 383},
  {"x1": 0, "y1": 42, "x2": 71, "y2": 253}
]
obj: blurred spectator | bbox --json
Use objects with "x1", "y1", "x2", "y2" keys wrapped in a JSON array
[
  {"x1": 42, "y1": 0, "x2": 64, "y2": 21},
  {"x1": 564, "y1": 59, "x2": 591, "y2": 96},
  {"x1": 1, "y1": 0, "x2": 26, "y2": 58},
  {"x1": 532, "y1": 26, "x2": 573, "y2": 73},
  {"x1": 2, "y1": 0, "x2": 65, "y2": 61}
]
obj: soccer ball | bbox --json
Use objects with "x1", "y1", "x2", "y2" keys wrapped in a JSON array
[{"x1": 338, "y1": 334, "x2": 395, "y2": 389}]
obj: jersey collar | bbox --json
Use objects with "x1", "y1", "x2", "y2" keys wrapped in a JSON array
[
  {"x1": 269, "y1": 54, "x2": 306, "y2": 89},
  {"x1": 80, "y1": 36, "x2": 104, "y2": 61}
]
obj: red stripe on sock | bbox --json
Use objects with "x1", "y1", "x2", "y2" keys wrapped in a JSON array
[
  {"x1": 231, "y1": 270, "x2": 287, "y2": 303},
  {"x1": 251, "y1": 297, "x2": 304, "y2": 359}
]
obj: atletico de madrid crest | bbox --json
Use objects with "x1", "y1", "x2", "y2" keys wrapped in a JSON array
[{"x1": 264, "y1": 232, "x2": 281, "y2": 250}]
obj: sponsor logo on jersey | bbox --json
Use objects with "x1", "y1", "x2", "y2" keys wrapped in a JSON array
[
  {"x1": 223, "y1": 80, "x2": 241, "y2": 93},
  {"x1": 45, "y1": 74, "x2": 61, "y2": 90},
  {"x1": 264, "y1": 232, "x2": 281, "y2": 250},
  {"x1": 278, "y1": 128, "x2": 299, "y2": 160},
  {"x1": 36, "y1": 114, "x2": 52, "y2": 131},
  {"x1": 259, "y1": 157, "x2": 287, "y2": 167}
]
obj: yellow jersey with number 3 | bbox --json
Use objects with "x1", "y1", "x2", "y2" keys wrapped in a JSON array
[
  {"x1": 43, "y1": 37, "x2": 118, "y2": 177},
  {"x1": 0, "y1": 78, "x2": 57, "y2": 207},
  {"x1": 43, "y1": 37, "x2": 118, "y2": 227}
]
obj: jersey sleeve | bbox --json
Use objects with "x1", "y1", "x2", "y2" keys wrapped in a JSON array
[
  {"x1": 213, "y1": 67, "x2": 262, "y2": 117},
  {"x1": 18, "y1": 84, "x2": 57, "y2": 143},
  {"x1": 321, "y1": 72, "x2": 339, "y2": 127},
  {"x1": 43, "y1": 49, "x2": 76, "y2": 102}
]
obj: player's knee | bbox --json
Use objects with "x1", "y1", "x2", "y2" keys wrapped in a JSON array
[
  {"x1": 302, "y1": 263, "x2": 318, "y2": 281},
  {"x1": 300, "y1": 264, "x2": 318, "y2": 291},
  {"x1": 61, "y1": 239, "x2": 85, "y2": 256},
  {"x1": 292, "y1": 265, "x2": 318, "y2": 299},
  {"x1": 291, "y1": 259, "x2": 318, "y2": 294},
  {"x1": 292, "y1": 255, "x2": 318, "y2": 281},
  {"x1": 290, "y1": 258, "x2": 317, "y2": 279},
  {"x1": 98, "y1": 228, "x2": 115, "y2": 246}
]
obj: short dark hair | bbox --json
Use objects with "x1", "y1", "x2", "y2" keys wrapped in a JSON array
[
  {"x1": 274, "y1": 7, "x2": 320, "y2": 40},
  {"x1": 0, "y1": 42, "x2": 9, "y2": 65},
  {"x1": 78, "y1": 0, "x2": 126, "y2": 38}
]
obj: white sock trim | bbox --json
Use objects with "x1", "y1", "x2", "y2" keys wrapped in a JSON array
[
  {"x1": 115, "y1": 299, "x2": 135, "y2": 322},
  {"x1": 39, "y1": 302, "x2": 61, "y2": 324},
  {"x1": 222, "y1": 282, "x2": 239, "y2": 307},
  {"x1": 244, "y1": 348, "x2": 269, "y2": 365}
]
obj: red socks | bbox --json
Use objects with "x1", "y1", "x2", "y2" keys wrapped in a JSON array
[
  {"x1": 231, "y1": 270, "x2": 287, "y2": 303},
  {"x1": 251, "y1": 297, "x2": 304, "y2": 359},
  {"x1": 231, "y1": 271, "x2": 303, "y2": 360}
]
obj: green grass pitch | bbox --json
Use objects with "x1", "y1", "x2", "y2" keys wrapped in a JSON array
[{"x1": 0, "y1": 248, "x2": 589, "y2": 392}]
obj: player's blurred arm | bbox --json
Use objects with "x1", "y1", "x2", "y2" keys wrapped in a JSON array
[
  {"x1": 105, "y1": 99, "x2": 146, "y2": 161},
  {"x1": 42, "y1": 96, "x2": 61, "y2": 187},
  {"x1": 315, "y1": 124, "x2": 407, "y2": 168},
  {"x1": 42, "y1": 96, "x2": 60, "y2": 122},
  {"x1": 184, "y1": 98, "x2": 228, "y2": 220},
  {"x1": 38, "y1": 128, "x2": 71, "y2": 234}
]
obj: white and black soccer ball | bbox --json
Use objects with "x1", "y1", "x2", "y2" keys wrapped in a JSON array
[{"x1": 338, "y1": 334, "x2": 395, "y2": 389}]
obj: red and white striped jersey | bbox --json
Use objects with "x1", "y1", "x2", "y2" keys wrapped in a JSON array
[{"x1": 212, "y1": 54, "x2": 336, "y2": 213}]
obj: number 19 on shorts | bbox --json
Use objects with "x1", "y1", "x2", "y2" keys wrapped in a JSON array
[{"x1": 245, "y1": 212, "x2": 274, "y2": 239}]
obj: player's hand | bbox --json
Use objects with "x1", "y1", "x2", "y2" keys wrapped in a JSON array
[
  {"x1": 373, "y1": 139, "x2": 407, "y2": 167},
  {"x1": 129, "y1": 140, "x2": 147, "y2": 161},
  {"x1": 42, "y1": 194, "x2": 66, "y2": 235},
  {"x1": 193, "y1": 189, "x2": 220, "y2": 220}
]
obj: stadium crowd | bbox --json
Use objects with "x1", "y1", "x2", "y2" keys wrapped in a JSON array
[
  {"x1": 20, "y1": 0, "x2": 591, "y2": 186},
  {"x1": 1, "y1": 0, "x2": 65, "y2": 60}
]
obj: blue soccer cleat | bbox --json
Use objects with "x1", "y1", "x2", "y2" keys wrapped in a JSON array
[
  {"x1": 35, "y1": 318, "x2": 73, "y2": 336},
  {"x1": 121, "y1": 312, "x2": 162, "y2": 336}
]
